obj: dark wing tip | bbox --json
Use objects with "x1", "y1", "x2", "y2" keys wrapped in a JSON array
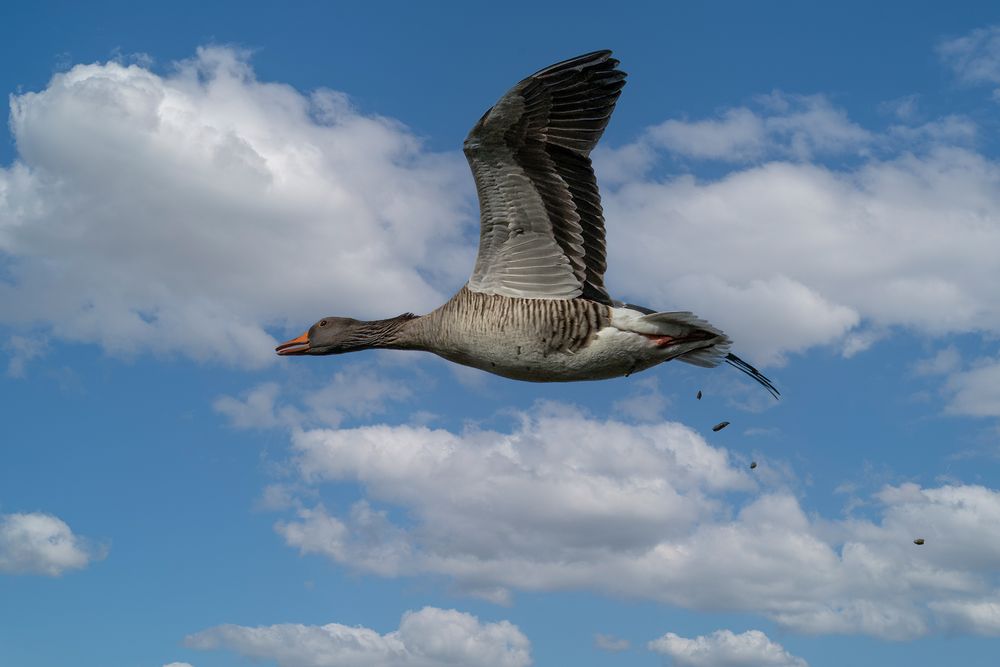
[
  {"x1": 532, "y1": 50, "x2": 614, "y2": 75},
  {"x1": 725, "y1": 353, "x2": 780, "y2": 400},
  {"x1": 531, "y1": 50, "x2": 626, "y2": 81}
]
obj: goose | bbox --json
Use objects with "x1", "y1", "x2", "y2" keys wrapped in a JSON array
[{"x1": 277, "y1": 50, "x2": 778, "y2": 398}]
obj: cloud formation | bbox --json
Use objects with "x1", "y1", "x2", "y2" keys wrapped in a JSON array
[
  {"x1": 644, "y1": 93, "x2": 871, "y2": 163},
  {"x1": 938, "y1": 25, "x2": 1000, "y2": 95},
  {"x1": 271, "y1": 403, "x2": 1000, "y2": 639},
  {"x1": 0, "y1": 47, "x2": 472, "y2": 367},
  {"x1": 4, "y1": 47, "x2": 1000, "y2": 372},
  {"x1": 214, "y1": 364, "x2": 411, "y2": 429},
  {"x1": 648, "y1": 629, "x2": 807, "y2": 667},
  {"x1": 186, "y1": 606, "x2": 531, "y2": 667},
  {"x1": 600, "y1": 143, "x2": 1000, "y2": 364},
  {"x1": 0, "y1": 511, "x2": 103, "y2": 576},
  {"x1": 910, "y1": 346, "x2": 1000, "y2": 418},
  {"x1": 944, "y1": 357, "x2": 1000, "y2": 417},
  {"x1": 594, "y1": 633, "x2": 630, "y2": 652}
]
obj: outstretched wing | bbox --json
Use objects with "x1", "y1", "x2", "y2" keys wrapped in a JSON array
[{"x1": 463, "y1": 50, "x2": 625, "y2": 303}]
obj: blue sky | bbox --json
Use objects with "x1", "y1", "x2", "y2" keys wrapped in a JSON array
[{"x1": 3, "y1": 2, "x2": 1000, "y2": 666}]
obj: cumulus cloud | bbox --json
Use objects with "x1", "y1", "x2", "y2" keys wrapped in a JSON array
[
  {"x1": 648, "y1": 629, "x2": 807, "y2": 667},
  {"x1": 185, "y1": 606, "x2": 531, "y2": 667},
  {"x1": 4, "y1": 46, "x2": 999, "y2": 372},
  {"x1": 214, "y1": 364, "x2": 411, "y2": 429},
  {"x1": 214, "y1": 382, "x2": 296, "y2": 429},
  {"x1": 0, "y1": 47, "x2": 472, "y2": 367},
  {"x1": 929, "y1": 598, "x2": 1000, "y2": 635},
  {"x1": 269, "y1": 402, "x2": 1000, "y2": 639},
  {"x1": 601, "y1": 143, "x2": 1000, "y2": 364},
  {"x1": 645, "y1": 93, "x2": 871, "y2": 163},
  {"x1": 0, "y1": 511, "x2": 104, "y2": 575},
  {"x1": 280, "y1": 403, "x2": 752, "y2": 594}
]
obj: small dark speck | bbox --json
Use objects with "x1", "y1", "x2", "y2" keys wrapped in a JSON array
[
  {"x1": 712, "y1": 421, "x2": 730, "y2": 432},
  {"x1": 696, "y1": 390, "x2": 702, "y2": 400},
  {"x1": 750, "y1": 461, "x2": 757, "y2": 469},
  {"x1": 913, "y1": 538, "x2": 925, "y2": 545}
]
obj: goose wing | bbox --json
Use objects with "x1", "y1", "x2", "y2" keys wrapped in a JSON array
[{"x1": 463, "y1": 50, "x2": 625, "y2": 303}]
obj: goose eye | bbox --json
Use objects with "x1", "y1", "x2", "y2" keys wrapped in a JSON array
[{"x1": 320, "y1": 320, "x2": 328, "y2": 327}]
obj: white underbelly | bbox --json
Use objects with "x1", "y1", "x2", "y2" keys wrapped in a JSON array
[{"x1": 438, "y1": 327, "x2": 669, "y2": 382}]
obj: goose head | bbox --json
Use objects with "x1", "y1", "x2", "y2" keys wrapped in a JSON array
[
  {"x1": 275, "y1": 317, "x2": 370, "y2": 356},
  {"x1": 276, "y1": 313, "x2": 418, "y2": 356}
]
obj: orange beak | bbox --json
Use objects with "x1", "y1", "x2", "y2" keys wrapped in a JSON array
[{"x1": 276, "y1": 331, "x2": 310, "y2": 356}]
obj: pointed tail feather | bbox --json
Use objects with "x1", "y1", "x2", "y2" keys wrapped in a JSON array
[
  {"x1": 725, "y1": 353, "x2": 780, "y2": 400},
  {"x1": 614, "y1": 303, "x2": 780, "y2": 398}
]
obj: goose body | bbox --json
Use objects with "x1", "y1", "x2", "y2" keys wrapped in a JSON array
[{"x1": 278, "y1": 51, "x2": 778, "y2": 397}]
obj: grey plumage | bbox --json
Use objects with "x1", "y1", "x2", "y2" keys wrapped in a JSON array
[
  {"x1": 400, "y1": 287, "x2": 613, "y2": 382},
  {"x1": 276, "y1": 51, "x2": 779, "y2": 397}
]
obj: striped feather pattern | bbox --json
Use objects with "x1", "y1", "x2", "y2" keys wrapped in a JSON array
[
  {"x1": 414, "y1": 287, "x2": 611, "y2": 356},
  {"x1": 464, "y1": 50, "x2": 625, "y2": 303}
]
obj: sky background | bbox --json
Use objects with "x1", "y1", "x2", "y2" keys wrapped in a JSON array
[{"x1": 3, "y1": 2, "x2": 1000, "y2": 666}]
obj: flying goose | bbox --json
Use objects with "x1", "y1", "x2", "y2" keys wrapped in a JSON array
[{"x1": 277, "y1": 50, "x2": 778, "y2": 398}]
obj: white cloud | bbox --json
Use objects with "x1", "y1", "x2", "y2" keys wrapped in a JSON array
[
  {"x1": 282, "y1": 403, "x2": 752, "y2": 591},
  {"x1": 592, "y1": 141, "x2": 657, "y2": 187},
  {"x1": 840, "y1": 326, "x2": 887, "y2": 358},
  {"x1": 0, "y1": 47, "x2": 472, "y2": 368},
  {"x1": 0, "y1": 511, "x2": 103, "y2": 576},
  {"x1": 4, "y1": 334, "x2": 47, "y2": 377},
  {"x1": 270, "y1": 403, "x2": 1000, "y2": 639},
  {"x1": 185, "y1": 606, "x2": 531, "y2": 667},
  {"x1": 887, "y1": 115, "x2": 977, "y2": 147},
  {"x1": 645, "y1": 93, "x2": 871, "y2": 163},
  {"x1": 914, "y1": 346, "x2": 961, "y2": 376},
  {"x1": 214, "y1": 364, "x2": 411, "y2": 429},
  {"x1": 909, "y1": 347, "x2": 1000, "y2": 418},
  {"x1": 300, "y1": 365, "x2": 412, "y2": 426},
  {"x1": 944, "y1": 358, "x2": 1000, "y2": 417},
  {"x1": 938, "y1": 25, "x2": 1000, "y2": 92},
  {"x1": 162, "y1": 663, "x2": 194, "y2": 667},
  {"x1": 594, "y1": 633, "x2": 630, "y2": 652},
  {"x1": 214, "y1": 382, "x2": 297, "y2": 429},
  {"x1": 4, "y1": 47, "x2": 999, "y2": 373},
  {"x1": 602, "y1": 144, "x2": 1000, "y2": 364},
  {"x1": 649, "y1": 107, "x2": 768, "y2": 162},
  {"x1": 648, "y1": 629, "x2": 807, "y2": 667},
  {"x1": 929, "y1": 598, "x2": 1000, "y2": 635}
]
